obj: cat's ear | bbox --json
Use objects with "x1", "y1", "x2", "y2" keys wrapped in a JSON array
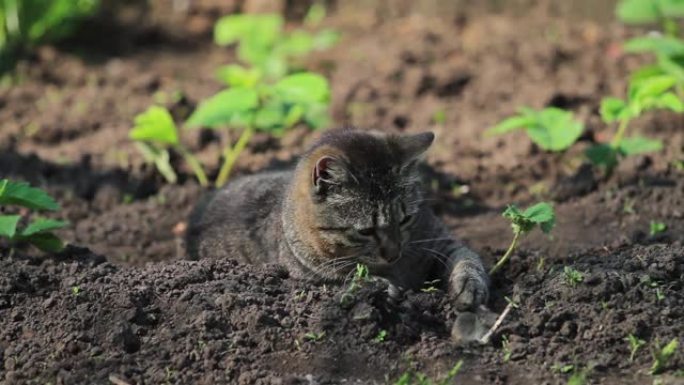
[
  {"x1": 398, "y1": 132, "x2": 434, "y2": 163},
  {"x1": 312, "y1": 155, "x2": 347, "y2": 193}
]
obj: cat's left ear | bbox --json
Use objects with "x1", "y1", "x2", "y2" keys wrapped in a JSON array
[{"x1": 397, "y1": 131, "x2": 434, "y2": 163}]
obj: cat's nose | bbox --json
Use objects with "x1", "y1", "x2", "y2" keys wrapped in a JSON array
[{"x1": 379, "y1": 242, "x2": 401, "y2": 263}]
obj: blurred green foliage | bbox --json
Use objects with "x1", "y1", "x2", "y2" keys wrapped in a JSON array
[{"x1": 0, "y1": 0, "x2": 99, "y2": 72}]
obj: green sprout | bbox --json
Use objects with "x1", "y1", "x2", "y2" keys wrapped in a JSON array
[
  {"x1": 0, "y1": 0, "x2": 99, "y2": 73},
  {"x1": 563, "y1": 266, "x2": 584, "y2": 287},
  {"x1": 340, "y1": 263, "x2": 371, "y2": 306},
  {"x1": 393, "y1": 360, "x2": 463, "y2": 385},
  {"x1": 0, "y1": 179, "x2": 68, "y2": 252},
  {"x1": 626, "y1": 334, "x2": 646, "y2": 362},
  {"x1": 588, "y1": 75, "x2": 683, "y2": 168},
  {"x1": 501, "y1": 335, "x2": 512, "y2": 362},
  {"x1": 616, "y1": 0, "x2": 684, "y2": 36},
  {"x1": 651, "y1": 338, "x2": 679, "y2": 374},
  {"x1": 373, "y1": 330, "x2": 388, "y2": 343},
  {"x1": 489, "y1": 202, "x2": 556, "y2": 275},
  {"x1": 304, "y1": 331, "x2": 325, "y2": 342},
  {"x1": 567, "y1": 366, "x2": 589, "y2": 385},
  {"x1": 71, "y1": 285, "x2": 81, "y2": 296},
  {"x1": 129, "y1": 106, "x2": 208, "y2": 186},
  {"x1": 650, "y1": 221, "x2": 668, "y2": 235},
  {"x1": 486, "y1": 107, "x2": 584, "y2": 152}
]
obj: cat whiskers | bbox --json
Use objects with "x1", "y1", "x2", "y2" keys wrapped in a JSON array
[
  {"x1": 408, "y1": 237, "x2": 454, "y2": 245},
  {"x1": 311, "y1": 256, "x2": 358, "y2": 280},
  {"x1": 407, "y1": 246, "x2": 452, "y2": 271}
]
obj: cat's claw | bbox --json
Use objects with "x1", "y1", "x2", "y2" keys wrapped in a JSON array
[{"x1": 449, "y1": 264, "x2": 489, "y2": 311}]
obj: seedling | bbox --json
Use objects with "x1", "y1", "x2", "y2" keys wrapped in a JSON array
[
  {"x1": 623, "y1": 35, "x2": 684, "y2": 97},
  {"x1": 551, "y1": 363, "x2": 575, "y2": 374},
  {"x1": 0, "y1": 0, "x2": 99, "y2": 73},
  {"x1": 588, "y1": 75, "x2": 684, "y2": 168},
  {"x1": 304, "y1": 331, "x2": 325, "y2": 342},
  {"x1": 129, "y1": 106, "x2": 208, "y2": 186},
  {"x1": 566, "y1": 366, "x2": 589, "y2": 385},
  {"x1": 421, "y1": 279, "x2": 441, "y2": 293},
  {"x1": 0, "y1": 179, "x2": 68, "y2": 252},
  {"x1": 374, "y1": 330, "x2": 388, "y2": 343},
  {"x1": 650, "y1": 338, "x2": 679, "y2": 374},
  {"x1": 650, "y1": 220, "x2": 668, "y2": 235},
  {"x1": 626, "y1": 334, "x2": 646, "y2": 362},
  {"x1": 616, "y1": 0, "x2": 684, "y2": 36},
  {"x1": 393, "y1": 360, "x2": 463, "y2": 385},
  {"x1": 563, "y1": 266, "x2": 584, "y2": 287},
  {"x1": 501, "y1": 335, "x2": 512, "y2": 362},
  {"x1": 489, "y1": 202, "x2": 556, "y2": 275},
  {"x1": 340, "y1": 263, "x2": 371, "y2": 305},
  {"x1": 487, "y1": 107, "x2": 584, "y2": 152},
  {"x1": 71, "y1": 285, "x2": 81, "y2": 296}
]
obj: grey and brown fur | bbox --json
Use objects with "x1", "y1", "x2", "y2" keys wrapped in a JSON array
[{"x1": 186, "y1": 129, "x2": 488, "y2": 310}]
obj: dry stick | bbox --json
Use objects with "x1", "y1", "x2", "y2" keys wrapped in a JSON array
[{"x1": 479, "y1": 302, "x2": 514, "y2": 345}]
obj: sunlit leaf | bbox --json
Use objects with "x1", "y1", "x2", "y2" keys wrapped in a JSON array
[
  {"x1": 129, "y1": 106, "x2": 179, "y2": 145},
  {"x1": 215, "y1": 64, "x2": 262, "y2": 88},
  {"x1": 624, "y1": 36, "x2": 684, "y2": 57},
  {"x1": 600, "y1": 97, "x2": 628, "y2": 123},
  {"x1": 274, "y1": 73, "x2": 330, "y2": 104},
  {"x1": 618, "y1": 136, "x2": 663, "y2": 155},
  {"x1": 526, "y1": 108, "x2": 584, "y2": 151},
  {"x1": 616, "y1": 0, "x2": 660, "y2": 24},
  {"x1": 186, "y1": 88, "x2": 258, "y2": 128},
  {"x1": 486, "y1": 114, "x2": 536, "y2": 135}
]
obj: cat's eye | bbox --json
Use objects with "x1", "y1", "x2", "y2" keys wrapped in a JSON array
[{"x1": 357, "y1": 228, "x2": 375, "y2": 237}]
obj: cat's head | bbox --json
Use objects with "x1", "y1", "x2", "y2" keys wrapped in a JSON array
[{"x1": 289, "y1": 128, "x2": 434, "y2": 278}]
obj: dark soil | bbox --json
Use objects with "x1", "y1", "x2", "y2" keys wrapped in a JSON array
[{"x1": 1, "y1": 1, "x2": 683, "y2": 384}]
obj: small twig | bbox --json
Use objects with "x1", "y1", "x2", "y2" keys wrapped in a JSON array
[
  {"x1": 109, "y1": 374, "x2": 132, "y2": 385},
  {"x1": 479, "y1": 302, "x2": 514, "y2": 345}
]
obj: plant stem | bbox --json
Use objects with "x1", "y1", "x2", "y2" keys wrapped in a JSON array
[
  {"x1": 215, "y1": 127, "x2": 254, "y2": 188},
  {"x1": 611, "y1": 118, "x2": 630, "y2": 148},
  {"x1": 489, "y1": 230, "x2": 521, "y2": 275},
  {"x1": 177, "y1": 146, "x2": 208, "y2": 187}
]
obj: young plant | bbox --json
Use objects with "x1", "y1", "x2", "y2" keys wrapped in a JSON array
[
  {"x1": 489, "y1": 202, "x2": 556, "y2": 275},
  {"x1": 339, "y1": 263, "x2": 370, "y2": 306},
  {"x1": 616, "y1": 0, "x2": 684, "y2": 36},
  {"x1": 213, "y1": 12, "x2": 339, "y2": 81},
  {"x1": 623, "y1": 35, "x2": 684, "y2": 97},
  {"x1": 650, "y1": 220, "x2": 668, "y2": 235},
  {"x1": 487, "y1": 107, "x2": 584, "y2": 152},
  {"x1": 588, "y1": 75, "x2": 684, "y2": 168},
  {"x1": 0, "y1": 179, "x2": 68, "y2": 252},
  {"x1": 0, "y1": 0, "x2": 99, "y2": 72},
  {"x1": 626, "y1": 333, "x2": 646, "y2": 362},
  {"x1": 303, "y1": 331, "x2": 325, "y2": 342},
  {"x1": 563, "y1": 266, "x2": 584, "y2": 287},
  {"x1": 651, "y1": 338, "x2": 679, "y2": 374},
  {"x1": 501, "y1": 335, "x2": 512, "y2": 362},
  {"x1": 373, "y1": 330, "x2": 388, "y2": 343},
  {"x1": 393, "y1": 360, "x2": 463, "y2": 385},
  {"x1": 129, "y1": 106, "x2": 208, "y2": 186}
]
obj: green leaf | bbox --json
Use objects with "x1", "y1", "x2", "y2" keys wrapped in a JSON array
[
  {"x1": 274, "y1": 73, "x2": 330, "y2": 104},
  {"x1": 129, "y1": 106, "x2": 179, "y2": 146},
  {"x1": 186, "y1": 88, "x2": 258, "y2": 128},
  {"x1": 215, "y1": 64, "x2": 262, "y2": 88},
  {"x1": 651, "y1": 91, "x2": 684, "y2": 111},
  {"x1": 281, "y1": 30, "x2": 315, "y2": 56},
  {"x1": 526, "y1": 108, "x2": 584, "y2": 151},
  {"x1": 20, "y1": 218, "x2": 68, "y2": 237},
  {"x1": 254, "y1": 105, "x2": 285, "y2": 131},
  {"x1": 214, "y1": 14, "x2": 282, "y2": 48},
  {"x1": 600, "y1": 97, "x2": 628, "y2": 123},
  {"x1": 616, "y1": 0, "x2": 660, "y2": 24},
  {"x1": 26, "y1": 232, "x2": 64, "y2": 252},
  {"x1": 624, "y1": 36, "x2": 684, "y2": 57},
  {"x1": 630, "y1": 64, "x2": 665, "y2": 83},
  {"x1": 304, "y1": 2, "x2": 326, "y2": 26},
  {"x1": 313, "y1": 29, "x2": 341, "y2": 50},
  {"x1": 523, "y1": 202, "x2": 556, "y2": 234},
  {"x1": 0, "y1": 215, "x2": 21, "y2": 238},
  {"x1": 486, "y1": 114, "x2": 536, "y2": 135},
  {"x1": 0, "y1": 179, "x2": 59, "y2": 211},
  {"x1": 284, "y1": 104, "x2": 304, "y2": 128},
  {"x1": 630, "y1": 75, "x2": 677, "y2": 101},
  {"x1": 618, "y1": 136, "x2": 663, "y2": 155},
  {"x1": 661, "y1": 0, "x2": 684, "y2": 17},
  {"x1": 585, "y1": 144, "x2": 619, "y2": 168},
  {"x1": 303, "y1": 102, "x2": 330, "y2": 129}
]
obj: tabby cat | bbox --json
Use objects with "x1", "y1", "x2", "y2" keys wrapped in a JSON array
[{"x1": 186, "y1": 128, "x2": 488, "y2": 310}]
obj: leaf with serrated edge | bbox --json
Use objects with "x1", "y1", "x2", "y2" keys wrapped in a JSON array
[{"x1": 0, "y1": 179, "x2": 60, "y2": 211}]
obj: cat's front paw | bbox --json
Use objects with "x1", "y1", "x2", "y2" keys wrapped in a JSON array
[{"x1": 449, "y1": 261, "x2": 489, "y2": 311}]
